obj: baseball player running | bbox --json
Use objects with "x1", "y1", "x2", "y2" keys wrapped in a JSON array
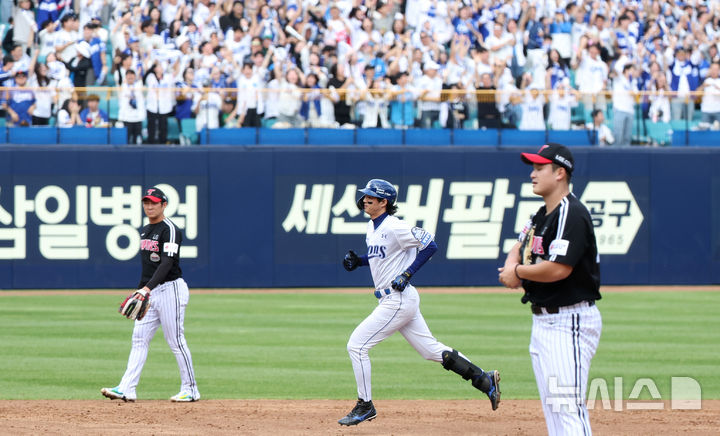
[
  {"x1": 101, "y1": 187, "x2": 200, "y2": 402},
  {"x1": 338, "y1": 179, "x2": 500, "y2": 426},
  {"x1": 498, "y1": 143, "x2": 602, "y2": 435}
]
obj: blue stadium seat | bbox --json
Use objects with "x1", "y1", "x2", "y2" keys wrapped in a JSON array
[
  {"x1": 108, "y1": 98, "x2": 120, "y2": 120},
  {"x1": 206, "y1": 127, "x2": 256, "y2": 145},
  {"x1": 646, "y1": 121, "x2": 672, "y2": 145},
  {"x1": 167, "y1": 117, "x2": 180, "y2": 143},
  {"x1": 307, "y1": 128, "x2": 353, "y2": 145},
  {"x1": 8, "y1": 126, "x2": 56, "y2": 144},
  {"x1": 501, "y1": 130, "x2": 546, "y2": 146},
  {"x1": 547, "y1": 130, "x2": 593, "y2": 146},
  {"x1": 405, "y1": 128, "x2": 451, "y2": 146},
  {"x1": 356, "y1": 128, "x2": 403, "y2": 145},
  {"x1": 453, "y1": 128, "x2": 499, "y2": 146},
  {"x1": 258, "y1": 128, "x2": 306, "y2": 145},
  {"x1": 180, "y1": 118, "x2": 198, "y2": 144}
]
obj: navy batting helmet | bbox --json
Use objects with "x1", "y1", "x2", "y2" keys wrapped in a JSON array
[{"x1": 356, "y1": 179, "x2": 397, "y2": 209}]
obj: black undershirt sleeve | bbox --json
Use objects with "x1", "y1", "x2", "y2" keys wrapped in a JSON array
[{"x1": 145, "y1": 256, "x2": 173, "y2": 290}]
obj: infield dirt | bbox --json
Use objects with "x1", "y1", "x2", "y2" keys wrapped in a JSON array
[{"x1": 0, "y1": 399, "x2": 717, "y2": 435}]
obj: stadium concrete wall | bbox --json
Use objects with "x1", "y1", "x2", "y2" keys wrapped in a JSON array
[{"x1": 0, "y1": 146, "x2": 717, "y2": 289}]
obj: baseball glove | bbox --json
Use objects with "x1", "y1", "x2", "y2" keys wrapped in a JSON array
[
  {"x1": 519, "y1": 224, "x2": 536, "y2": 304},
  {"x1": 119, "y1": 289, "x2": 150, "y2": 321}
]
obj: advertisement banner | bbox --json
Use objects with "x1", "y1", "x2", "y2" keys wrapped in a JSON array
[{"x1": 0, "y1": 147, "x2": 716, "y2": 289}]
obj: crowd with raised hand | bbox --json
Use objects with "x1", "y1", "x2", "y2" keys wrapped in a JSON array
[{"x1": 2, "y1": 0, "x2": 720, "y2": 143}]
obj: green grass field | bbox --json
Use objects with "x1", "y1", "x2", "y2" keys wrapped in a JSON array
[{"x1": 0, "y1": 290, "x2": 717, "y2": 401}]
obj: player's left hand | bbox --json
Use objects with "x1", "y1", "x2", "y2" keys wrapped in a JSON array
[
  {"x1": 391, "y1": 271, "x2": 412, "y2": 292},
  {"x1": 119, "y1": 289, "x2": 151, "y2": 321}
]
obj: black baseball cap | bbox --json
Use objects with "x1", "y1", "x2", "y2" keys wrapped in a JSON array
[
  {"x1": 521, "y1": 143, "x2": 574, "y2": 173},
  {"x1": 142, "y1": 187, "x2": 168, "y2": 203}
]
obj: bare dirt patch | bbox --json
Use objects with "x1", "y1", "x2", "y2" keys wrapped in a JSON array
[{"x1": 0, "y1": 399, "x2": 717, "y2": 435}]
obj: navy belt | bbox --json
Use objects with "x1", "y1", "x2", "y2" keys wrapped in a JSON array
[{"x1": 374, "y1": 288, "x2": 392, "y2": 299}]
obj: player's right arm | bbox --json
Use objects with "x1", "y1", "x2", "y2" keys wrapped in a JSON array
[
  {"x1": 343, "y1": 250, "x2": 368, "y2": 271},
  {"x1": 498, "y1": 241, "x2": 522, "y2": 289}
]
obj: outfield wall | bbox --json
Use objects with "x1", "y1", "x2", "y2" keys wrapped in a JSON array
[{"x1": 0, "y1": 146, "x2": 717, "y2": 289}]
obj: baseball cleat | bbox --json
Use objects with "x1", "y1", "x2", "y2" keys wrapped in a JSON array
[
  {"x1": 170, "y1": 391, "x2": 198, "y2": 402},
  {"x1": 338, "y1": 398, "x2": 377, "y2": 426},
  {"x1": 101, "y1": 387, "x2": 135, "y2": 402},
  {"x1": 486, "y1": 370, "x2": 501, "y2": 411}
]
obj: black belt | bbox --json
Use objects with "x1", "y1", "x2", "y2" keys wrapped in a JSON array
[{"x1": 531, "y1": 300, "x2": 595, "y2": 315}]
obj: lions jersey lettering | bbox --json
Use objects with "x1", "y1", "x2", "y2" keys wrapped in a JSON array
[
  {"x1": 366, "y1": 215, "x2": 435, "y2": 290},
  {"x1": 367, "y1": 245, "x2": 387, "y2": 259}
]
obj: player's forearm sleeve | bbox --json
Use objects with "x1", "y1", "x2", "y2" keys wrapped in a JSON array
[
  {"x1": 406, "y1": 241, "x2": 438, "y2": 275},
  {"x1": 359, "y1": 254, "x2": 369, "y2": 266},
  {"x1": 144, "y1": 256, "x2": 173, "y2": 290}
]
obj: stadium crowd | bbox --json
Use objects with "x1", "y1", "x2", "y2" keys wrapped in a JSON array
[{"x1": 1, "y1": 0, "x2": 720, "y2": 145}]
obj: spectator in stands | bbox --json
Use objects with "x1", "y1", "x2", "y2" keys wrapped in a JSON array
[
  {"x1": 445, "y1": 83, "x2": 468, "y2": 129},
  {"x1": 9, "y1": 43, "x2": 31, "y2": 74},
  {"x1": 485, "y1": 22, "x2": 514, "y2": 67},
  {"x1": 13, "y1": 0, "x2": 36, "y2": 55},
  {"x1": 195, "y1": 87, "x2": 223, "y2": 133},
  {"x1": 472, "y1": 46, "x2": 492, "y2": 80},
  {"x1": 389, "y1": 71, "x2": 415, "y2": 129},
  {"x1": 667, "y1": 45, "x2": 701, "y2": 121},
  {"x1": 46, "y1": 52, "x2": 73, "y2": 111},
  {"x1": 416, "y1": 60, "x2": 443, "y2": 128},
  {"x1": 262, "y1": 63, "x2": 281, "y2": 127},
  {"x1": 3, "y1": 69, "x2": 35, "y2": 126},
  {"x1": 493, "y1": 59, "x2": 520, "y2": 128},
  {"x1": 328, "y1": 62, "x2": 353, "y2": 127},
  {"x1": 276, "y1": 67, "x2": 304, "y2": 128},
  {"x1": 545, "y1": 49, "x2": 570, "y2": 91},
  {"x1": 647, "y1": 73, "x2": 671, "y2": 124},
  {"x1": 699, "y1": 62, "x2": 720, "y2": 127},
  {"x1": 37, "y1": 19, "x2": 58, "y2": 60},
  {"x1": 79, "y1": 0, "x2": 104, "y2": 30},
  {"x1": 517, "y1": 79, "x2": 546, "y2": 131},
  {"x1": 118, "y1": 69, "x2": 146, "y2": 145},
  {"x1": 113, "y1": 53, "x2": 132, "y2": 86},
  {"x1": 588, "y1": 108, "x2": 614, "y2": 146},
  {"x1": 80, "y1": 94, "x2": 110, "y2": 127},
  {"x1": 55, "y1": 13, "x2": 79, "y2": 63},
  {"x1": 573, "y1": 40, "x2": 608, "y2": 122},
  {"x1": 219, "y1": 1, "x2": 244, "y2": 34},
  {"x1": 28, "y1": 54, "x2": 53, "y2": 125},
  {"x1": 547, "y1": 78, "x2": 578, "y2": 130},
  {"x1": 144, "y1": 62, "x2": 175, "y2": 144},
  {"x1": 174, "y1": 66, "x2": 200, "y2": 129},
  {"x1": 612, "y1": 64, "x2": 638, "y2": 147},
  {"x1": 56, "y1": 97, "x2": 83, "y2": 128},
  {"x1": 360, "y1": 76, "x2": 390, "y2": 128},
  {"x1": 301, "y1": 72, "x2": 324, "y2": 127},
  {"x1": 475, "y1": 72, "x2": 500, "y2": 129},
  {"x1": 80, "y1": 22, "x2": 107, "y2": 85},
  {"x1": 236, "y1": 60, "x2": 263, "y2": 127},
  {"x1": 220, "y1": 97, "x2": 238, "y2": 127},
  {"x1": 613, "y1": 14, "x2": 637, "y2": 60}
]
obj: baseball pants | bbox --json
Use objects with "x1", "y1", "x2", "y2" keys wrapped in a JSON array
[
  {"x1": 346, "y1": 285, "x2": 458, "y2": 401},
  {"x1": 530, "y1": 301, "x2": 602, "y2": 436},
  {"x1": 117, "y1": 278, "x2": 199, "y2": 398}
]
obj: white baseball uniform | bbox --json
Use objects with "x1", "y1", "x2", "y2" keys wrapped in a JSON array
[
  {"x1": 116, "y1": 278, "x2": 199, "y2": 399},
  {"x1": 115, "y1": 215, "x2": 199, "y2": 400},
  {"x1": 346, "y1": 214, "x2": 465, "y2": 401}
]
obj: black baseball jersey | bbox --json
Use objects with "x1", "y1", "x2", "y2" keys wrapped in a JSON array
[
  {"x1": 518, "y1": 193, "x2": 601, "y2": 307},
  {"x1": 138, "y1": 217, "x2": 183, "y2": 289}
]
